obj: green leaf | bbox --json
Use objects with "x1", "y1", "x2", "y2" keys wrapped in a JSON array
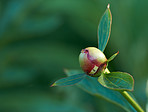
[
  {"x1": 65, "y1": 69, "x2": 136, "y2": 112},
  {"x1": 98, "y1": 4, "x2": 112, "y2": 52},
  {"x1": 51, "y1": 73, "x2": 85, "y2": 87},
  {"x1": 107, "y1": 51, "x2": 119, "y2": 62},
  {"x1": 98, "y1": 72, "x2": 134, "y2": 91}
]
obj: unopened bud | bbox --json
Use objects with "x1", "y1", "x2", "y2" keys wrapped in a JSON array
[{"x1": 79, "y1": 47, "x2": 107, "y2": 77}]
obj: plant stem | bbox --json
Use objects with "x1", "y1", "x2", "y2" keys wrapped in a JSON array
[
  {"x1": 104, "y1": 68, "x2": 144, "y2": 112},
  {"x1": 120, "y1": 91, "x2": 144, "y2": 112}
]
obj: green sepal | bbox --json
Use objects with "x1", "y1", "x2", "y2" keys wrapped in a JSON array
[
  {"x1": 51, "y1": 73, "x2": 85, "y2": 87},
  {"x1": 98, "y1": 72, "x2": 134, "y2": 91},
  {"x1": 98, "y1": 4, "x2": 112, "y2": 52},
  {"x1": 107, "y1": 51, "x2": 119, "y2": 62}
]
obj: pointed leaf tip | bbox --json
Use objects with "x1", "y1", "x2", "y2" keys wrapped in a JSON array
[
  {"x1": 50, "y1": 83, "x2": 56, "y2": 87},
  {"x1": 107, "y1": 4, "x2": 110, "y2": 9},
  {"x1": 50, "y1": 74, "x2": 85, "y2": 87},
  {"x1": 107, "y1": 51, "x2": 119, "y2": 62}
]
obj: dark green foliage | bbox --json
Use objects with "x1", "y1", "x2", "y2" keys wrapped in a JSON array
[{"x1": 0, "y1": 0, "x2": 147, "y2": 112}]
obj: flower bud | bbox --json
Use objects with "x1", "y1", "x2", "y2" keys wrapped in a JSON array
[{"x1": 79, "y1": 47, "x2": 107, "y2": 77}]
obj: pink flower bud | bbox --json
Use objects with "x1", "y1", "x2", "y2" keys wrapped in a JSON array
[{"x1": 79, "y1": 47, "x2": 107, "y2": 77}]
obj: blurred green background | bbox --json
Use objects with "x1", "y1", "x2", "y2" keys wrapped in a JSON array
[{"x1": 0, "y1": 0, "x2": 147, "y2": 112}]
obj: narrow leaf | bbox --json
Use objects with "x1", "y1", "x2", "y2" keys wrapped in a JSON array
[
  {"x1": 51, "y1": 73, "x2": 85, "y2": 87},
  {"x1": 65, "y1": 69, "x2": 136, "y2": 112},
  {"x1": 98, "y1": 4, "x2": 112, "y2": 52},
  {"x1": 98, "y1": 72, "x2": 134, "y2": 91},
  {"x1": 107, "y1": 51, "x2": 119, "y2": 62}
]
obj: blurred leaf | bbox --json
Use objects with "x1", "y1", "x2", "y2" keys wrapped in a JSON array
[
  {"x1": 0, "y1": 41, "x2": 80, "y2": 88},
  {"x1": 107, "y1": 51, "x2": 119, "y2": 62},
  {"x1": 51, "y1": 73, "x2": 85, "y2": 87},
  {"x1": 65, "y1": 69, "x2": 136, "y2": 112},
  {"x1": 98, "y1": 4, "x2": 112, "y2": 52},
  {"x1": 0, "y1": 0, "x2": 25, "y2": 36},
  {"x1": 0, "y1": 1, "x2": 62, "y2": 44},
  {"x1": 0, "y1": 90, "x2": 90, "y2": 112},
  {"x1": 98, "y1": 72, "x2": 134, "y2": 91},
  {"x1": 0, "y1": 0, "x2": 43, "y2": 36},
  {"x1": 20, "y1": 15, "x2": 62, "y2": 35}
]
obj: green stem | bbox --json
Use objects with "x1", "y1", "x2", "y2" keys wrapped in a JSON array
[
  {"x1": 104, "y1": 68, "x2": 144, "y2": 112},
  {"x1": 120, "y1": 91, "x2": 144, "y2": 112}
]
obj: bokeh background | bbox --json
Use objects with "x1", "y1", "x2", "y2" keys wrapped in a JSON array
[{"x1": 0, "y1": 0, "x2": 148, "y2": 112}]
